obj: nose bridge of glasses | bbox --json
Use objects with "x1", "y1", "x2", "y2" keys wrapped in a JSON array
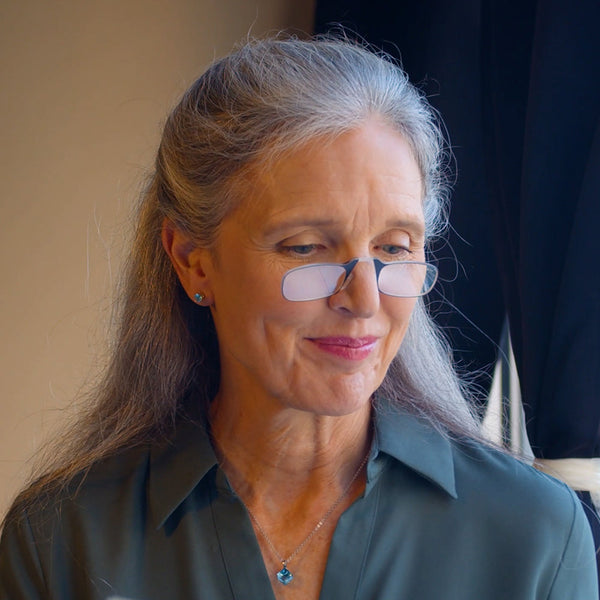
[{"x1": 337, "y1": 257, "x2": 380, "y2": 293}]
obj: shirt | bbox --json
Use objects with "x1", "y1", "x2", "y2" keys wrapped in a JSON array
[{"x1": 0, "y1": 407, "x2": 597, "y2": 599}]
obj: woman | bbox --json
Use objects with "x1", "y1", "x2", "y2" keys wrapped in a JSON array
[{"x1": 0, "y1": 37, "x2": 596, "y2": 600}]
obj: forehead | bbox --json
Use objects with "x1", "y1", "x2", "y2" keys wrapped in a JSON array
[{"x1": 232, "y1": 119, "x2": 425, "y2": 233}]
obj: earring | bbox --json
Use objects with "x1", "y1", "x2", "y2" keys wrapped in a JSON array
[{"x1": 193, "y1": 293, "x2": 205, "y2": 304}]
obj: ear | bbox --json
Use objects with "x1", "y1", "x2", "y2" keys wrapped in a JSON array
[{"x1": 161, "y1": 219, "x2": 213, "y2": 305}]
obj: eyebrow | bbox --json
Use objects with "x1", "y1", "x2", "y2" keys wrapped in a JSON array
[
  {"x1": 262, "y1": 215, "x2": 425, "y2": 239},
  {"x1": 262, "y1": 217, "x2": 338, "y2": 238},
  {"x1": 386, "y1": 217, "x2": 425, "y2": 233}
]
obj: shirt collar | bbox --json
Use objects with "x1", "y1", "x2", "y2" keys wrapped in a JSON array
[
  {"x1": 149, "y1": 419, "x2": 218, "y2": 529},
  {"x1": 149, "y1": 406, "x2": 458, "y2": 528},
  {"x1": 372, "y1": 405, "x2": 458, "y2": 498}
]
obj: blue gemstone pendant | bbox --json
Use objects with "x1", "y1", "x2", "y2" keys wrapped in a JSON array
[{"x1": 276, "y1": 565, "x2": 293, "y2": 585}]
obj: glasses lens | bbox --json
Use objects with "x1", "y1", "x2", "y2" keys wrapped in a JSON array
[
  {"x1": 282, "y1": 264, "x2": 347, "y2": 301},
  {"x1": 378, "y1": 262, "x2": 438, "y2": 297}
]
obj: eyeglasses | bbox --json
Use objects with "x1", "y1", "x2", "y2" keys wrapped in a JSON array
[{"x1": 281, "y1": 257, "x2": 438, "y2": 302}]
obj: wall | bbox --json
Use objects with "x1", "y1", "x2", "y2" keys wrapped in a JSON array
[{"x1": 0, "y1": 0, "x2": 314, "y2": 518}]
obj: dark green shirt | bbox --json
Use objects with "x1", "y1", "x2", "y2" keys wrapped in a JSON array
[{"x1": 1, "y1": 408, "x2": 597, "y2": 599}]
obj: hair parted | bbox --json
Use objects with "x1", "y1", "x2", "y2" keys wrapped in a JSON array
[{"x1": 6, "y1": 35, "x2": 480, "y2": 521}]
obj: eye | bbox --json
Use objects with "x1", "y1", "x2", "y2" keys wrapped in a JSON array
[
  {"x1": 378, "y1": 244, "x2": 411, "y2": 258},
  {"x1": 281, "y1": 244, "x2": 319, "y2": 256}
]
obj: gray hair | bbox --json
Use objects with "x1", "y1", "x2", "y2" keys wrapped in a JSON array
[
  {"x1": 157, "y1": 37, "x2": 449, "y2": 247},
  {"x1": 10, "y1": 36, "x2": 481, "y2": 517}
]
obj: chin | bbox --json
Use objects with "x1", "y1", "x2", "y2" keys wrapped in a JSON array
[{"x1": 294, "y1": 385, "x2": 376, "y2": 417}]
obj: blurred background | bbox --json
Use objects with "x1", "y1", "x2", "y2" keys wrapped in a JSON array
[{"x1": 0, "y1": 0, "x2": 315, "y2": 517}]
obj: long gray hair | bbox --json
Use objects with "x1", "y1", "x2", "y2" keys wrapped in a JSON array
[{"x1": 9, "y1": 36, "x2": 480, "y2": 516}]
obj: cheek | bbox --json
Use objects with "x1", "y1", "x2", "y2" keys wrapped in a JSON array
[
  {"x1": 210, "y1": 256, "x2": 277, "y2": 315},
  {"x1": 212, "y1": 281, "x2": 315, "y2": 350},
  {"x1": 385, "y1": 298, "x2": 418, "y2": 345},
  {"x1": 260, "y1": 302, "x2": 324, "y2": 350}
]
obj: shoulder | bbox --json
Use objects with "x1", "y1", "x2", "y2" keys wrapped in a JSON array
[
  {"x1": 451, "y1": 441, "x2": 598, "y2": 596},
  {"x1": 0, "y1": 443, "x2": 154, "y2": 598},
  {"x1": 450, "y1": 440, "x2": 596, "y2": 566},
  {"x1": 2, "y1": 441, "x2": 153, "y2": 540},
  {"x1": 376, "y1": 406, "x2": 580, "y2": 521},
  {"x1": 451, "y1": 439, "x2": 577, "y2": 518},
  {"x1": 0, "y1": 420, "x2": 218, "y2": 598},
  {"x1": 2, "y1": 418, "x2": 210, "y2": 533},
  {"x1": 1, "y1": 417, "x2": 215, "y2": 552}
]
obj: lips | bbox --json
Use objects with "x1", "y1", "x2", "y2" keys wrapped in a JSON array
[{"x1": 308, "y1": 336, "x2": 379, "y2": 360}]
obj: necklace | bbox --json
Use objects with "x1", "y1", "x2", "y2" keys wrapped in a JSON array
[{"x1": 244, "y1": 450, "x2": 370, "y2": 585}]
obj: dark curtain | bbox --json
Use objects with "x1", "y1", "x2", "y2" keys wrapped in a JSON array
[{"x1": 315, "y1": 0, "x2": 600, "y2": 570}]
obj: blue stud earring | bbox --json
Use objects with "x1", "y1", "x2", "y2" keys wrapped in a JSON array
[{"x1": 194, "y1": 293, "x2": 205, "y2": 304}]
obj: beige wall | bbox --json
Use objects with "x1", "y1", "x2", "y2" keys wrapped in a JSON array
[{"x1": 0, "y1": 0, "x2": 314, "y2": 517}]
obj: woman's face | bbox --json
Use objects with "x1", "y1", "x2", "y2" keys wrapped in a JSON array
[{"x1": 199, "y1": 119, "x2": 425, "y2": 417}]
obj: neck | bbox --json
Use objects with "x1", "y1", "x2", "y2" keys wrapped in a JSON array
[
  {"x1": 209, "y1": 391, "x2": 373, "y2": 596},
  {"x1": 209, "y1": 392, "x2": 373, "y2": 502}
]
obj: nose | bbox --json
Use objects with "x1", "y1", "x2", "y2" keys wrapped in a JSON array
[{"x1": 327, "y1": 258, "x2": 380, "y2": 318}]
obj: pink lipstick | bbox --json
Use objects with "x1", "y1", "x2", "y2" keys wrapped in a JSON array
[{"x1": 309, "y1": 336, "x2": 378, "y2": 360}]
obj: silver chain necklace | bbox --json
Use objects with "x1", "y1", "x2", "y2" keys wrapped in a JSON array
[{"x1": 244, "y1": 450, "x2": 370, "y2": 585}]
